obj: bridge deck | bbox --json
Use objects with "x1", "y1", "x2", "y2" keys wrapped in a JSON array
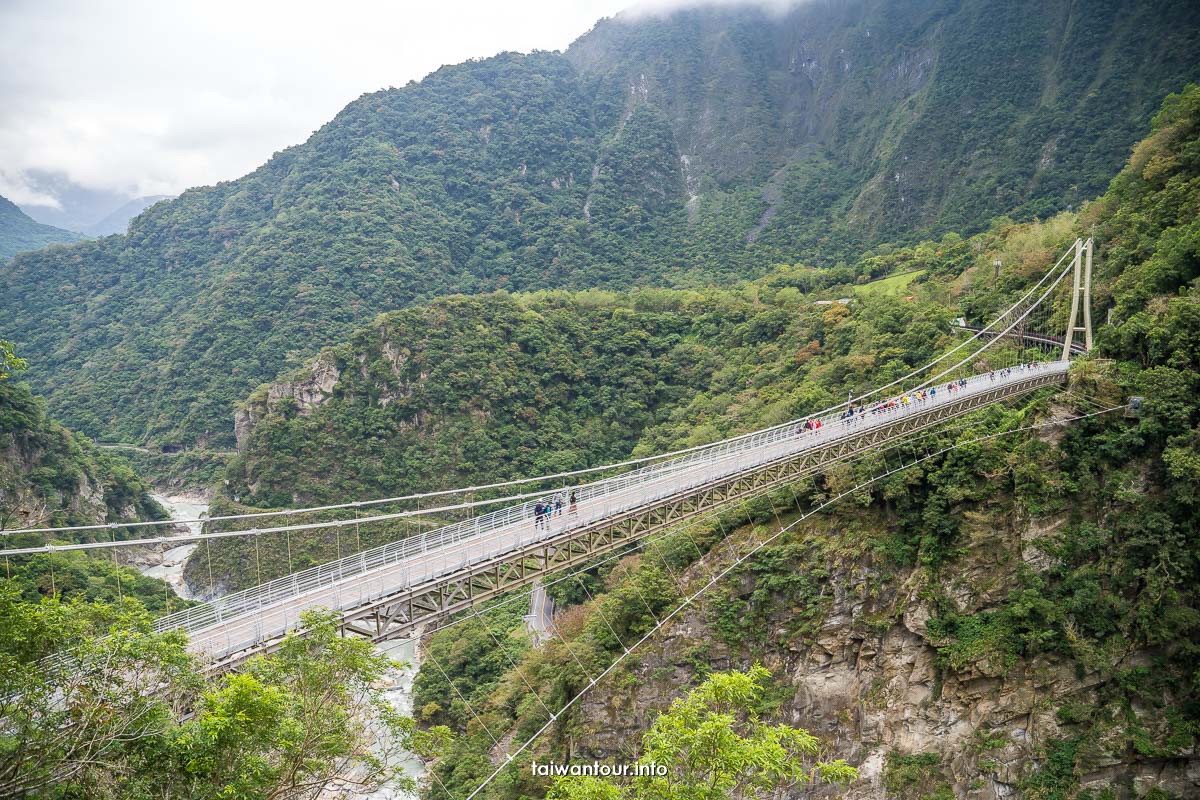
[{"x1": 170, "y1": 362, "x2": 1069, "y2": 665}]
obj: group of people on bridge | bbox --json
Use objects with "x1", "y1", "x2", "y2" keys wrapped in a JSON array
[
  {"x1": 816, "y1": 361, "x2": 1054, "y2": 428},
  {"x1": 988, "y1": 362, "x2": 1046, "y2": 381},
  {"x1": 834, "y1": 383, "x2": 953, "y2": 426},
  {"x1": 527, "y1": 361, "x2": 1055, "y2": 530},
  {"x1": 533, "y1": 491, "x2": 577, "y2": 529}
]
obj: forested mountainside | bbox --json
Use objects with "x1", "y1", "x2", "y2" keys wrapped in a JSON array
[
  {"x1": 0, "y1": 195, "x2": 81, "y2": 261},
  {"x1": 2, "y1": 0, "x2": 1197, "y2": 452},
  {"x1": 0, "y1": 344, "x2": 177, "y2": 612},
  {"x1": 263, "y1": 85, "x2": 1200, "y2": 800},
  {"x1": 427, "y1": 85, "x2": 1200, "y2": 800}
]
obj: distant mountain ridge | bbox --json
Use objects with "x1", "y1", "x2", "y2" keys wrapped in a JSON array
[
  {"x1": 1, "y1": 0, "x2": 1197, "y2": 449},
  {"x1": 0, "y1": 195, "x2": 82, "y2": 260},
  {"x1": 77, "y1": 195, "x2": 174, "y2": 236},
  {"x1": 16, "y1": 169, "x2": 174, "y2": 235}
]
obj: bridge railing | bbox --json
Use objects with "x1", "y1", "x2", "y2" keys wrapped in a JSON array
[{"x1": 156, "y1": 361, "x2": 1069, "y2": 644}]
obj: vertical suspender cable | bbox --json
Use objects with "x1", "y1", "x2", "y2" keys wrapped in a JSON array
[{"x1": 112, "y1": 526, "x2": 122, "y2": 601}]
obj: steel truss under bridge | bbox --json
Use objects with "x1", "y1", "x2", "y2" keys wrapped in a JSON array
[
  {"x1": 22, "y1": 237, "x2": 1088, "y2": 675},
  {"x1": 195, "y1": 363, "x2": 1069, "y2": 673}
]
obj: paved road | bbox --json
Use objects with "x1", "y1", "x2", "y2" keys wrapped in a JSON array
[
  {"x1": 184, "y1": 362, "x2": 1069, "y2": 662},
  {"x1": 524, "y1": 582, "x2": 554, "y2": 646}
]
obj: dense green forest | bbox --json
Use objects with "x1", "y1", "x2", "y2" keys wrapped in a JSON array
[
  {"x1": 0, "y1": 341, "x2": 183, "y2": 612},
  {"x1": 0, "y1": 195, "x2": 81, "y2": 261},
  {"x1": 0, "y1": 599, "x2": 442, "y2": 798},
  {"x1": 400, "y1": 85, "x2": 1200, "y2": 799},
  {"x1": 2, "y1": 0, "x2": 1196, "y2": 451}
]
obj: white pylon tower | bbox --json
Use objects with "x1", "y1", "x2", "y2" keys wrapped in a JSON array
[{"x1": 1061, "y1": 237, "x2": 1094, "y2": 360}]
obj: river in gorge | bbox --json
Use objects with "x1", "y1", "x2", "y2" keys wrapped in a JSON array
[
  {"x1": 141, "y1": 493, "x2": 208, "y2": 599},
  {"x1": 142, "y1": 493, "x2": 426, "y2": 798}
]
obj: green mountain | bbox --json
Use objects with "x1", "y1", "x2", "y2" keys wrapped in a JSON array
[
  {"x1": 2, "y1": 0, "x2": 1197, "y2": 451},
  {"x1": 0, "y1": 345, "x2": 177, "y2": 612},
  {"x1": 0, "y1": 195, "x2": 82, "y2": 261},
  {"x1": 409, "y1": 85, "x2": 1200, "y2": 800}
]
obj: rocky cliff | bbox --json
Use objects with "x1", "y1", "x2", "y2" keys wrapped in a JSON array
[{"x1": 570, "y1": 494, "x2": 1199, "y2": 799}]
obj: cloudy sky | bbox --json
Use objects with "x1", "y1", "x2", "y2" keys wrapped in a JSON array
[{"x1": 0, "y1": 0, "x2": 784, "y2": 210}]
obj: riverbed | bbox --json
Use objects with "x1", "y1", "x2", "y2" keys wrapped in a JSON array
[
  {"x1": 141, "y1": 493, "x2": 209, "y2": 599},
  {"x1": 145, "y1": 494, "x2": 426, "y2": 797},
  {"x1": 361, "y1": 638, "x2": 425, "y2": 800}
]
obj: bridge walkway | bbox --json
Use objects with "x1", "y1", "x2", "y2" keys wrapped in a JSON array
[{"x1": 175, "y1": 362, "x2": 1069, "y2": 669}]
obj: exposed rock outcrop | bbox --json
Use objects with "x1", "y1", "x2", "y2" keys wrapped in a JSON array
[
  {"x1": 570, "y1": 510, "x2": 1200, "y2": 799},
  {"x1": 234, "y1": 352, "x2": 341, "y2": 451}
]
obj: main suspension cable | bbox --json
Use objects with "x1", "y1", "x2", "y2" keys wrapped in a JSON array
[{"x1": 4, "y1": 242, "x2": 1081, "y2": 540}]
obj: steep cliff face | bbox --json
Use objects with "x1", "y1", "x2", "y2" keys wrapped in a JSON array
[
  {"x1": 0, "y1": 378, "x2": 162, "y2": 532},
  {"x1": 234, "y1": 351, "x2": 341, "y2": 453},
  {"x1": 571, "y1": 499, "x2": 1199, "y2": 799},
  {"x1": 568, "y1": 0, "x2": 1200, "y2": 240}
]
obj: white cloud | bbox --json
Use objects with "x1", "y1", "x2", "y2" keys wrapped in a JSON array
[
  {"x1": 0, "y1": 0, "x2": 630, "y2": 201},
  {"x1": 0, "y1": 170, "x2": 62, "y2": 208},
  {"x1": 0, "y1": 0, "x2": 791, "y2": 203}
]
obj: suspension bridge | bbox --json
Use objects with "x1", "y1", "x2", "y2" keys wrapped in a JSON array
[{"x1": 4, "y1": 238, "x2": 1101, "y2": 675}]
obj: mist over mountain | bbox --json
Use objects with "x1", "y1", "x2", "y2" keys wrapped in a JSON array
[
  {"x1": 15, "y1": 171, "x2": 175, "y2": 236},
  {"x1": 16, "y1": 172, "x2": 139, "y2": 231},
  {"x1": 0, "y1": 195, "x2": 82, "y2": 261},
  {"x1": 76, "y1": 195, "x2": 174, "y2": 236},
  {"x1": 1, "y1": 0, "x2": 1197, "y2": 450}
]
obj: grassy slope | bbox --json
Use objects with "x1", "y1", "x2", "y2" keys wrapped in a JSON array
[{"x1": 853, "y1": 268, "x2": 927, "y2": 297}]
